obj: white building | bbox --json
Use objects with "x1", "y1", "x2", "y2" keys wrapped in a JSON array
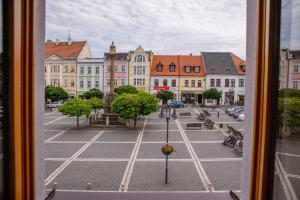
[
  {"x1": 77, "y1": 58, "x2": 104, "y2": 96},
  {"x1": 202, "y1": 52, "x2": 246, "y2": 105}
]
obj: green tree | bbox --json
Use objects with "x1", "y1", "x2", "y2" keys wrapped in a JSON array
[
  {"x1": 157, "y1": 90, "x2": 174, "y2": 105},
  {"x1": 45, "y1": 86, "x2": 68, "y2": 102},
  {"x1": 111, "y1": 94, "x2": 141, "y2": 128},
  {"x1": 278, "y1": 97, "x2": 300, "y2": 134},
  {"x1": 278, "y1": 88, "x2": 300, "y2": 98},
  {"x1": 58, "y1": 98, "x2": 91, "y2": 127},
  {"x1": 88, "y1": 97, "x2": 104, "y2": 113},
  {"x1": 137, "y1": 92, "x2": 158, "y2": 116},
  {"x1": 114, "y1": 85, "x2": 138, "y2": 95},
  {"x1": 203, "y1": 88, "x2": 222, "y2": 100},
  {"x1": 80, "y1": 88, "x2": 103, "y2": 99}
]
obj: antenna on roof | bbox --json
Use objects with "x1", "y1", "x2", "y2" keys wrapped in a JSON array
[{"x1": 67, "y1": 28, "x2": 72, "y2": 45}]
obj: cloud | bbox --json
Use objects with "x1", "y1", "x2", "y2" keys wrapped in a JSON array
[{"x1": 46, "y1": 0, "x2": 246, "y2": 58}]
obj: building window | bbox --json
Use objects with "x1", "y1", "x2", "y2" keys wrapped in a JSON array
[
  {"x1": 134, "y1": 78, "x2": 145, "y2": 86},
  {"x1": 169, "y1": 63, "x2": 176, "y2": 72},
  {"x1": 114, "y1": 79, "x2": 118, "y2": 86},
  {"x1": 96, "y1": 67, "x2": 99, "y2": 74},
  {"x1": 134, "y1": 54, "x2": 145, "y2": 62},
  {"x1": 171, "y1": 79, "x2": 176, "y2": 87},
  {"x1": 88, "y1": 67, "x2": 92, "y2": 74},
  {"x1": 121, "y1": 79, "x2": 125, "y2": 86},
  {"x1": 225, "y1": 79, "x2": 230, "y2": 87},
  {"x1": 154, "y1": 79, "x2": 159, "y2": 86},
  {"x1": 185, "y1": 66, "x2": 191, "y2": 73},
  {"x1": 156, "y1": 64, "x2": 163, "y2": 72},
  {"x1": 80, "y1": 67, "x2": 84, "y2": 74},
  {"x1": 70, "y1": 79, "x2": 74, "y2": 87},
  {"x1": 106, "y1": 79, "x2": 110, "y2": 86},
  {"x1": 114, "y1": 66, "x2": 118, "y2": 72},
  {"x1": 45, "y1": 65, "x2": 47, "y2": 73},
  {"x1": 121, "y1": 66, "x2": 126, "y2": 72},
  {"x1": 231, "y1": 79, "x2": 235, "y2": 87},
  {"x1": 239, "y1": 79, "x2": 244, "y2": 87},
  {"x1": 87, "y1": 81, "x2": 91, "y2": 88},
  {"x1": 293, "y1": 81, "x2": 298, "y2": 89},
  {"x1": 95, "y1": 81, "x2": 99, "y2": 88},
  {"x1": 191, "y1": 80, "x2": 195, "y2": 87},
  {"x1": 216, "y1": 79, "x2": 221, "y2": 87},
  {"x1": 64, "y1": 65, "x2": 68, "y2": 73},
  {"x1": 294, "y1": 65, "x2": 299, "y2": 73},
  {"x1": 163, "y1": 79, "x2": 168, "y2": 86},
  {"x1": 107, "y1": 66, "x2": 111, "y2": 72},
  {"x1": 194, "y1": 66, "x2": 200, "y2": 73},
  {"x1": 70, "y1": 66, "x2": 75, "y2": 72},
  {"x1": 134, "y1": 66, "x2": 145, "y2": 75},
  {"x1": 198, "y1": 80, "x2": 202, "y2": 87},
  {"x1": 210, "y1": 79, "x2": 215, "y2": 87},
  {"x1": 80, "y1": 81, "x2": 84, "y2": 88},
  {"x1": 64, "y1": 79, "x2": 68, "y2": 87},
  {"x1": 184, "y1": 80, "x2": 189, "y2": 87}
]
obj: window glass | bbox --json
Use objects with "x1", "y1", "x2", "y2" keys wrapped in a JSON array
[
  {"x1": 96, "y1": 67, "x2": 99, "y2": 74},
  {"x1": 163, "y1": 79, "x2": 168, "y2": 86},
  {"x1": 210, "y1": 79, "x2": 215, "y2": 87},
  {"x1": 154, "y1": 79, "x2": 159, "y2": 86},
  {"x1": 191, "y1": 80, "x2": 195, "y2": 87},
  {"x1": 216, "y1": 79, "x2": 221, "y2": 87},
  {"x1": 171, "y1": 79, "x2": 176, "y2": 87},
  {"x1": 184, "y1": 80, "x2": 189, "y2": 87},
  {"x1": 225, "y1": 79, "x2": 230, "y2": 87},
  {"x1": 198, "y1": 80, "x2": 202, "y2": 87}
]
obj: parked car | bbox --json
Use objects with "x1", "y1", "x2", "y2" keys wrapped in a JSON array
[
  {"x1": 233, "y1": 108, "x2": 245, "y2": 118},
  {"x1": 46, "y1": 102, "x2": 62, "y2": 108},
  {"x1": 227, "y1": 106, "x2": 244, "y2": 116},
  {"x1": 169, "y1": 100, "x2": 184, "y2": 108},
  {"x1": 237, "y1": 112, "x2": 245, "y2": 121}
]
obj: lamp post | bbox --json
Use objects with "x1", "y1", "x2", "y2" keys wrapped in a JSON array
[{"x1": 165, "y1": 106, "x2": 171, "y2": 184}]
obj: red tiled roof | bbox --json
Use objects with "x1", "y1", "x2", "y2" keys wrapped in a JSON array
[
  {"x1": 151, "y1": 55, "x2": 180, "y2": 76},
  {"x1": 230, "y1": 53, "x2": 246, "y2": 75},
  {"x1": 45, "y1": 40, "x2": 86, "y2": 59},
  {"x1": 179, "y1": 55, "x2": 205, "y2": 76}
]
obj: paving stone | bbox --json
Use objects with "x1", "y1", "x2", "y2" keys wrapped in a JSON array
[
  {"x1": 45, "y1": 112, "x2": 64, "y2": 118},
  {"x1": 78, "y1": 143, "x2": 135, "y2": 159},
  {"x1": 45, "y1": 123, "x2": 74, "y2": 130},
  {"x1": 201, "y1": 161, "x2": 241, "y2": 191},
  {"x1": 186, "y1": 130, "x2": 225, "y2": 141},
  {"x1": 97, "y1": 131, "x2": 139, "y2": 142},
  {"x1": 56, "y1": 117, "x2": 86, "y2": 123},
  {"x1": 44, "y1": 130, "x2": 62, "y2": 140},
  {"x1": 277, "y1": 154, "x2": 300, "y2": 175},
  {"x1": 45, "y1": 118, "x2": 57, "y2": 123},
  {"x1": 47, "y1": 161, "x2": 127, "y2": 191},
  {"x1": 276, "y1": 139, "x2": 300, "y2": 155},
  {"x1": 273, "y1": 174, "x2": 288, "y2": 200},
  {"x1": 137, "y1": 143, "x2": 191, "y2": 159},
  {"x1": 192, "y1": 143, "x2": 241, "y2": 158},
  {"x1": 128, "y1": 161, "x2": 205, "y2": 191},
  {"x1": 142, "y1": 131, "x2": 183, "y2": 142},
  {"x1": 144, "y1": 123, "x2": 178, "y2": 130},
  {"x1": 45, "y1": 160, "x2": 64, "y2": 178},
  {"x1": 289, "y1": 177, "x2": 300, "y2": 200},
  {"x1": 45, "y1": 143, "x2": 85, "y2": 158},
  {"x1": 53, "y1": 131, "x2": 98, "y2": 142}
]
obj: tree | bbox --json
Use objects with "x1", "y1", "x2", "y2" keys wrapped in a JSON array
[
  {"x1": 88, "y1": 97, "x2": 104, "y2": 113},
  {"x1": 80, "y1": 88, "x2": 103, "y2": 99},
  {"x1": 137, "y1": 92, "x2": 158, "y2": 116},
  {"x1": 45, "y1": 86, "x2": 68, "y2": 102},
  {"x1": 278, "y1": 88, "x2": 300, "y2": 98},
  {"x1": 114, "y1": 85, "x2": 138, "y2": 95},
  {"x1": 203, "y1": 88, "x2": 222, "y2": 100},
  {"x1": 58, "y1": 98, "x2": 91, "y2": 127},
  {"x1": 111, "y1": 94, "x2": 141, "y2": 128},
  {"x1": 157, "y1": 90, "x2": 174, "y2": 105}
]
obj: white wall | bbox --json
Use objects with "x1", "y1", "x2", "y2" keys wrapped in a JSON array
[{"x1": 150, "y1": 76, "x2": 180, "y2": 99}]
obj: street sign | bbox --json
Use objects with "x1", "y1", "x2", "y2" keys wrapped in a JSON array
[{"x1": 154, "y1": 86, "x2": 170, "y2": 90}]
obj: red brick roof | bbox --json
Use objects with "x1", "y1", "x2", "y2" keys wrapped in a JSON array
[
  {"x1": 45, "y1": 40, "x2": 87, "y2": 59},
  {"x1": 230, "y1": 53, "x2": 246, "y2": 75},
  {"x1": 179, "y1": 55, "x2": 204, "y2": 76}
]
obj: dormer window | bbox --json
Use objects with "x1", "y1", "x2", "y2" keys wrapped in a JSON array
[
  {"x1": 156, "y1": 63, "x2": 163, "y2": 72},
  {"x1": 226, "y1": 67, "x2": 231, "y2": 72},
  {"x1": 194, "y1": 66, "x2": 200, "y2": 73},
  {"x1": 240, "y1": 65, "x2": 246, "y2": 72},
  {"x1": 185, "y1": 66, "x2": 191, "y2": 73},
  {"x1": 169, "y1": 62, "x2": 176, "y2": 72}
]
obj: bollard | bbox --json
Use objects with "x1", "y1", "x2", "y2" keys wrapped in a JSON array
[
  {"x1": 53, "y1": 182, "x2": 57, "y2": 189},
  {"x1": 87, "y1": 182, "x2": 92, "y2": 190}
]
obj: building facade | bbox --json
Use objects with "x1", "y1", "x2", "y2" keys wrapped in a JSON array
[
  {"x1": 150, "y1": 55, "x2": 180, "y2": 98},
  {"x1": 44, "y1": 39, "x2": 92, "y2": 97},
  {"x1": 77, "y1": 58, "x2": 104, "y2": 96},
  {"x1": 178, "y1": 55, "x2": 205, "y2": 104},
  {"x1": 103, "y1": 53, "x2": 128, "y2": 95},
  {"x1": 128, "y1": 46, "x2": 153, "y2": 92},
  {"x1": 279, "y1": 50, "x2": 300, "y2": 89},
  {"x1": 202, "y1": 52, "x2": 246, "y2": 105}
]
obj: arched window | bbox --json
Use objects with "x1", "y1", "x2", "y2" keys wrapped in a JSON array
[{"x1": 134, "y1": 54, "x2": 145, "y2": 62}]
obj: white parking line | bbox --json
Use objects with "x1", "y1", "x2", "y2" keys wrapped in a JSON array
[
  {"x1": 93, "y1": 141, "x2": 136, "y2": 144},
  {"x1": 45, "y1": 130, "x2": 104, "y2": 186},
  {"x1": 277, "y1": 152, "x2": 300, "y2": 158},
  {"x1": 45, "y1": 110, "x2": 58, "y2": 116},
  {"x1": 190, "y1": 141, "x2": 224, "y2": 143},
  {"x1": 47, "y1": 141, "x2": 87, "y2": 144},
  {"x1": 141, "y1": 141, "x2": 184, "y2": 144},
  {"x1": 45, "y1": 116, "x2": 66, "y2": 125}
]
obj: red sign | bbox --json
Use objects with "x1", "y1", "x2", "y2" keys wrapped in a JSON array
[{"x1": 154, "y1": 86, "x2": 170, "y2": 90}]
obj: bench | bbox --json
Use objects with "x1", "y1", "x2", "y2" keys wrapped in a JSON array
[
  {"x1": 198, "y1": 113, "x2": 206, "y2": 121},
  {"x1": 203, "y1": 109, "x2": 211, "y2": 117},
  {"x1": 203, "y1": 118, "x2": 215, "y2": 129},
  {"x1": 180, "y1": 112, "x2": 191, "y2": 117},
  {"x1": 223, "y1": 126, "x2": 243, "y2": 153},
  {"x1": 186, "y1": 123, "x2": 202, "y2": 129}
]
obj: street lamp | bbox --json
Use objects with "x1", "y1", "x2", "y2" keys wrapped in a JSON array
[{"x1": 165, "y1": 106, "x2": 171, "y2": 143}]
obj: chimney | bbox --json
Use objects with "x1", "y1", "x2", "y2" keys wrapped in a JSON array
[
  {"x1": 55, "y1": 39, "x2": 60, "y2": 46},
  {"x1": 190, "y1": 53, "x2": 192, "y2": 56}
]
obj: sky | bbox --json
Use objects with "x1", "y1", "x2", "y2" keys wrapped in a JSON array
[{"x1": 46, "y1": 0, "x2": 247, "y2": 58}]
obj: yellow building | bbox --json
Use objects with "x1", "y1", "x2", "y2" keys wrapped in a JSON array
[{"x1": 44, "y1": 39, "x2": 92, "y2": 97}]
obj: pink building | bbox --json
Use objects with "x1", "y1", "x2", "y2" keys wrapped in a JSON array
[{"x1": 103, "y1": 53, "x2": 129, "y2": 95}]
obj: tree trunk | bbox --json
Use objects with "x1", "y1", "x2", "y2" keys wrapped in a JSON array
[
  {"x1": 134, "y1": 117, "x2": 137, "y2": 129},
  {"x1": 77, "y1": 116, "x2": 79, "y2": 127},
  {"x1": 94, "y1": 108, "x2": 97, "y2": 113}
]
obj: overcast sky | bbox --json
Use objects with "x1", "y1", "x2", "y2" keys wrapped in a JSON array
[{"x1": 46, "y1": 0, "x2": 246, "y2": 58}]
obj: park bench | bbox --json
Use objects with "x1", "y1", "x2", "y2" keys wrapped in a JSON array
[
  {"x1": 186, "y1": 123, "x2": 202, "y2": 129},
  {"x1": 203, "y1": 109, "x2": 211, "y2": 117},
  {"x1": 203, "y1": 118, "x2": 215, "y2": 129},
  {"x1": 180, "y1": 112, "x2": 192, "y2": 117},
  {"x1": 198, "y1": 113, "x2": 206, "y2": 121},
  {"x1": 223, "y1": 126, "x2": 243, "y2": 153}
]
